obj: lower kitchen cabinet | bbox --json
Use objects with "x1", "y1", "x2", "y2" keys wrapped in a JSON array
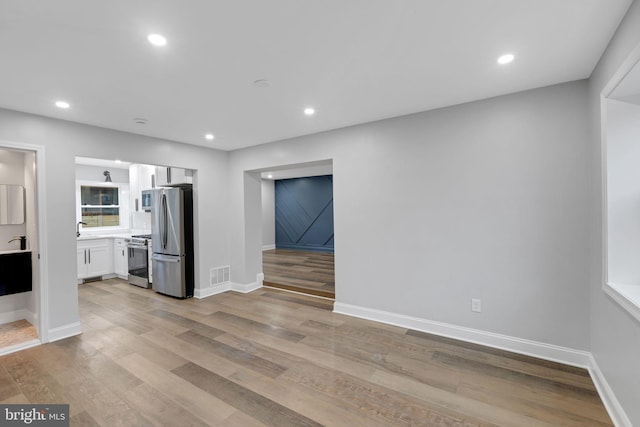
[
  {"x1": 77, "y1": 239, "x2": 111, "y2": 279},
  {"x1": 114, "y1": 238, "x2": 128, "y2": 279}
]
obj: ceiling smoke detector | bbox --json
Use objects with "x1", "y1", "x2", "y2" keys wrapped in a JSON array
[{"x1": 253, "y1": 79, "x2": 271, "y2": 88}]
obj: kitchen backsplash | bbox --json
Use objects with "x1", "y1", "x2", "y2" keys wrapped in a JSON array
[{"x1": 131, "y1": 211, "x2": 151, "y2": 231}]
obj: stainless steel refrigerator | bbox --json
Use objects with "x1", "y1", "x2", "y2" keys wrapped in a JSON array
[{"x1": 150, "y1": 185, "x2": 194, "y2": 298}]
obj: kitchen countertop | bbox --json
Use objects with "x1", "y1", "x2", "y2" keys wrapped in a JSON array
[
  {"x1": 77, "y1": 234, "x2": 130, "y2": 241},
  {"x1": 77, "y1": 231, "x2": 151, "y2": 241}
]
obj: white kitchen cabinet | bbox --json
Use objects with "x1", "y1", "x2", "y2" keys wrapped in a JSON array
[
  {"x1": 77, "y1": 239, "x2": 112, "y2": 279},
  {"x1": 155, "y1": 166, "x2": 192, "y2": 186},
  {"x1": 114, "y1": 238, "x2": 128, "y2": 279},
  {"x1": 129, "y1": 164, "x2": 155, "y2": 212}
]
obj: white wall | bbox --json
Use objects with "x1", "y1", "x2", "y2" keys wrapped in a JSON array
[
  {"x1": 261, "y1": 179, "x2": 275, "y2": 250},
  {"x1": 229, "y1": 80, "x2": 591, "y2": 350},
  {"x1": 75, "y1": 164, "x2": 129, "y2": 183},
  {"x1": 606, "y1": 99, "x2": 640, "y2": 286},
  {"x1": 0, "y1": 108, "x2": 229, "y2": 336},
  {"x1": 588, "y1": 1, "x2": 640, "y2": 425}
]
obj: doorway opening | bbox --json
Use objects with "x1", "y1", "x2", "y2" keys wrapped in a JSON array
[
  {"x1": 259, "y1": 160, "x2": 335, "y2": 299},
  {"x1": 0, "y1": 144, "x2": 44, "y2": 355},
  {"x1": 73, "y1": 157, "x2": 198, "y2": 301}
]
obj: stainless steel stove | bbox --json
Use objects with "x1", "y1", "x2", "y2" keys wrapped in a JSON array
[{"x1": 125, "y1": 234, "x2": 152, "y2": 288}]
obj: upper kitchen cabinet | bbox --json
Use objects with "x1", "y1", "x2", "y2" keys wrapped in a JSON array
[
  {"x1": 129, "y1": 164, "x2": 155, "y2": 212},
  {"x1": 155, "y1": 166, "x2": 193, "y2": 187}
]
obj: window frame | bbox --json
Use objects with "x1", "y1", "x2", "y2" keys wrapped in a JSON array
[
  {"x1": 75, "y1": 180, "x2": 130, "y2": 232},
  {"x1": 600, "y1": 42, "x2": 640, "y2": 325}
]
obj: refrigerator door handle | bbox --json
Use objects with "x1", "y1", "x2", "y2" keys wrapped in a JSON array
[
  {"x1": 162, "y1": 193, "x2": 168, "y2": 249},
  {"x1": 152, "y1": 255, "x2": 180, "y2": 263}
]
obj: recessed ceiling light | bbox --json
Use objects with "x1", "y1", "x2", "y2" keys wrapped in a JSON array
[
  {"x1": 148, "y1": 34, "x2": 167, "y2": 46},
  {"x1": 115, "y1": 159, "x2": 122, "y2": 164},
  {"x1": 304, "y1": 107, "x2": 315, "y2": 116},
  {"x1": 497, "y1": 54, "x2": 515, "y2": 65},
  {"x1": 267, "y1": 174, "x2": 273, "y2": 179},
  {"x1": 55, "y1": 101, "x2": 70, "y2": 109},
  {"x1": 205, "y1": 133, "x2": 215, "y2": 141},
  {"x1": 133, "y1": 118, "x2": 148, "y2": 125}
]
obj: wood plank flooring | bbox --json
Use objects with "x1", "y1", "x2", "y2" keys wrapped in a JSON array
[
  {"x1": 263, "y1": 249, "x2": 335, "y2": 298},
  {"x1": 0, "y1": 279, "x2": 612, "y2": 426},
  {"x1": 0, "y1": 319, "x2": 38, "y2": 350}
]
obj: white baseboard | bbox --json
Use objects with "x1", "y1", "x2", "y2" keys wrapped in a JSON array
[
  {"x1": 0, "y1": 309, "x2": 34, "y2": 325},
  {"x1": 195, "y1": 274, "x2": 263, "y2": 299},
  {"x1": 24, "y1": 310, "x2": 36, "y2": 325},
  {"x1": 48, "y1": 321, "x2": 82, "y2": 342},
  {"x1": 230, "y1": 280, "x2": 262, "y2": 294},
  {"x1": 333, "y1": 302, "x2": 591, "y2": 368},
  {"x1": 262, "y1": 244, "x2": 276, "y2": 251},
  {"x1": 194, "y1": 284, "x2": 231, "y2": 299},
  {"x1": 589, "y1": 354, "x2": 632, "y2": 427},
  {"x1": 0, "y1": 339, "x2": 41, "y2": 356}
]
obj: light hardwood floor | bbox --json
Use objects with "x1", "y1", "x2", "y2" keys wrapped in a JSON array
[
  {"x1": 0, "y1": 279, "x2": 612, "y2": 426},
  {"x1": 263, "y1": 249, "x2": 335, "y2": 298}
]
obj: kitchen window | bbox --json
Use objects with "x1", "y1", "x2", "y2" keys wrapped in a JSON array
[{"x1": 80, "y1": 185, "x2": 121, "y2": 227}]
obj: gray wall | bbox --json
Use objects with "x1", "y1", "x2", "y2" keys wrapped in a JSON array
[
  {"x1": 588, "y1": 0, "x2": 640, "y2": 424},
  {"x1": 75, "y1": 164, "x2": 129, "y2": 183},
  {"x1": 0, "y1": 108, "x2": 229, "y2": 333},
  {"x1": 261, "y1": 179, "x2": 275, "y2": 249},
  {"x1": 229, "y1": 80, "x2": 591, "y2": 350}
]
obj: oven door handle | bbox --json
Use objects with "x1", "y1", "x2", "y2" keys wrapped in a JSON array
[
  {"x1": 152, "y1": 255, "x2": 180, "y2": 263},
  {"x1": 126, "y1": 244, "x2": 148, "y2": 250}
]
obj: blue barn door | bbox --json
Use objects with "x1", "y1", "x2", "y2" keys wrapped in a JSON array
[{"x1": 275, "y1": 175, "x2": 334, "y2": 252}]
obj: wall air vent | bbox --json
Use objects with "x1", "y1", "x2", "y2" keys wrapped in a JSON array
[{"x1": 210, "y1": 266, "x2": 230, "y2": 286}]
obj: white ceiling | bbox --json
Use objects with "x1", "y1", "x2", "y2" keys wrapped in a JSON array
[{"x1": 0, "y1": 1, "x2": 632, "y2": 151}]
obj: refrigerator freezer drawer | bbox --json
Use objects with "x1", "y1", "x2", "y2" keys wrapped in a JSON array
[{"x1": 152, "y1": 254, "x2": 186, "y2": 298}]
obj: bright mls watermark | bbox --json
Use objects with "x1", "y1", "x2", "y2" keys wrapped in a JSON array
[{"x1": 1, "y1": 405, "x2": 69, "y2": 426}]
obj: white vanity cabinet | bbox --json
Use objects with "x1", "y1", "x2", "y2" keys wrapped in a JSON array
[
  {"x1": 113, "y1": 238, "x2": 128, "y2": 279},
  {"x1": 77, "y1": 239, "x2": 112, "y2": 279},
  {"x1": 155, "y1": 166, "x2": 192, "y2": 186}
]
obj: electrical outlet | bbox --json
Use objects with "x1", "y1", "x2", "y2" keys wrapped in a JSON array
[{"x1": 471, "y1": 299, "x2": 482, "y2": 313}]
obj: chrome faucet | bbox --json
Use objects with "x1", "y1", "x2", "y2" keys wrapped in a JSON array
[{"x1": 76, "y1": 221, "x2": 87, "y2": 237}]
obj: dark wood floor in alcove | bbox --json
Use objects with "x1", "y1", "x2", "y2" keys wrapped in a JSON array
[
  {"x1": 0, "y1": 279, "x2": 613, "y2": 426},
  {"x1": 262, "y1": 249, "x2": 335, "y2": 298}
]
